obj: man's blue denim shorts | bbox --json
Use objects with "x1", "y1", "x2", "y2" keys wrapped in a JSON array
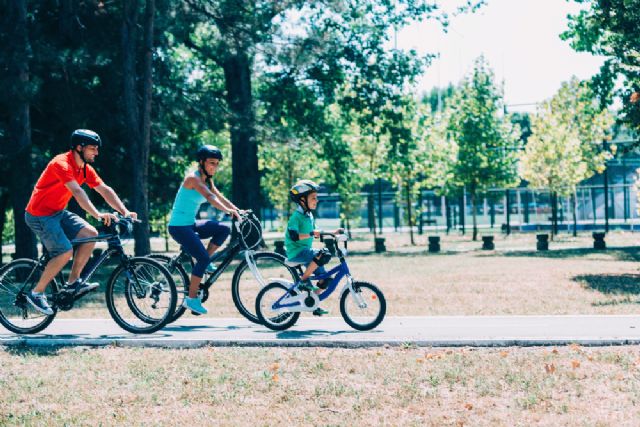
[{"x1": 25, "y1": 210, "x2": 91, "y2": 257}]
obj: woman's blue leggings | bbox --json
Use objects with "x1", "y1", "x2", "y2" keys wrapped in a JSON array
[{"x1": 168, "y1": 220, "x2": 230, "y2": 278}]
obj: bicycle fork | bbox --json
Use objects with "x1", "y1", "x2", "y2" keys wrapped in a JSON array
[
  {"x1": 244, "y1": 250, "x2": 270, "y2": 287},
  {"x1": 343, "y1": 275, "x2": 368, "y2": 309}
]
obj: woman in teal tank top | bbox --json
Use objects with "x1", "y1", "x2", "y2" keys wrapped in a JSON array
[{"x1": 168, "y1": 145, "x2": 241, "y2": 315}]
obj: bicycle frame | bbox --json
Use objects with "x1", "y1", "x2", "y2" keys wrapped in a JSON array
[
  {"x1": 32, "y1": 220, "x2": 142, "y2": 304},
  {"x1": 272, "y1": 236, "x2": 354, "y2": 310}
]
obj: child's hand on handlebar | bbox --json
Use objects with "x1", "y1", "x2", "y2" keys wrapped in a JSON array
[
  {"x1": 334, "y1": 228, "x2": 345, "y2": 235},
  {"x1": 313, "y1": 230, "x2": 321, "y2": 238}
]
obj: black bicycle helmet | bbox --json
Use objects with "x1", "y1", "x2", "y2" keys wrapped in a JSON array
[
  {"x1": 70, "y1": 129, "x2": 102, "y2": 149},
  {"x1": 196, "y1": 145, "x2": 223, "y2": 162}
]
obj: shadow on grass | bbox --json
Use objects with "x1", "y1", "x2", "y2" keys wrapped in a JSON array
[
  {"x1": 347, "y1": 249, "x2": 458, "y2": 258},
  {"x1": 489, "y1": 246, "x2": 640, "y2": 261},
  {"x1": 2, "y1": 345, "x2": 63, "y2": 357},
  {"x1": 574, "y1": 273, "x2": 640, "y2": 296}
]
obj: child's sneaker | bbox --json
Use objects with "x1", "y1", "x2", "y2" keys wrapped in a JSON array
[
  {"x1": 183, "y1": 296, "x2": 208, "y2": 315},
  {"x1": 312, "y1": 307, "x2": 329, "y2": 316},
  {"x1": 296, "y1": 279, "x2": 319, "y2": 293}
]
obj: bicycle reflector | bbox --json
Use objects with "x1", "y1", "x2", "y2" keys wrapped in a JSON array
[{"x1": 237, "y1": 212, "x2": 263, "y2": 250}]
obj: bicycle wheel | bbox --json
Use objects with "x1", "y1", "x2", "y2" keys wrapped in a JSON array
[
  {"x1": 340, "y1": 281, "x2": 386, "y2": 331},
  {"x1": 255, "y1": 282, "x2": 300, "y2": 331},
  {"x1": 231, "y1": 251, "x2": 298, "y2": 324},
  {"x1": 0, "y1": 259, "x2": 57, "y2": 334},
  {"x1": 105, "y1": 257, "x2": 177, "y2": 334},
  {"x1": 147, "y1": 254, "x2": 189, "y2": 323}
]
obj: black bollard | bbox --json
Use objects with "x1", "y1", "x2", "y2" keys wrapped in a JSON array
[
  {"x1": 374, "y1": 237, "x2": 386, "y2": 253},
  {"x1": 481, "y1": 235, "x2": 495, "y2": 250},
  {"x1": 536, "y1": 234, "x2": 549, "y2": 251},
  {"x1": 428, "y1": 236, "x2": 440, "y2": 253},
  {"x1": 592, "y1": 232, "x2": 606, "y2": 250}
]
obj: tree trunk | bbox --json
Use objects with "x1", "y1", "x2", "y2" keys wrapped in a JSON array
[
  {"x1": 59, "y1": 0, "x2": 75, "y2": 43},
  {"x1": 551, "y1": 191, "x2": 558, "y2": 238},
  {"x1": 445, "y1": 196, "x2": 451, "y2": 234},
  {"x1": 134, "y1": 0, "x2": 154, "y2": 255},
  {"x1": 405, "y1": 182, "x2": 415, "y2": 246},
  {"x1": 223, "y1": 53, "x2": 261, "y2": 216},
  {"x1": 7, "y1": 0, "x2": 37, "y2": 260},
  {"x1": 459, "y1": 193, "x2": 465, "y2": 235},
  {"x1": 122, "y1": 0, "x2": 152, "y2": 255},
  {"x1": 471, "y1": 192, "x2": 478, "y2": 241},
  {"x1": 572, "y1": 191, "x2": 578, "y2": 237},
  {"x1": 0, "y1": 191, "x2": 9, "y2": 263},
  {"x1": 377, "y1": 177, "x2": 383, "y2": 234}
]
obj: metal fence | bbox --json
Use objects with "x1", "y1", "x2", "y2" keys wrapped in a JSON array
[{"x1": 259, "y1": 183, "x2": 640, "y2": 233}]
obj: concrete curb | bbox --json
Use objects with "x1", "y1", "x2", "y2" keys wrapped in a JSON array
[{"x1": 3, "y1": 337, "x2": 640, "y2": 349}]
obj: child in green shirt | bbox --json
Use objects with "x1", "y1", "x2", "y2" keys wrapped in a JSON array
[{"x1": 285, "y1": 180, "x2": 342, "y2": 316}]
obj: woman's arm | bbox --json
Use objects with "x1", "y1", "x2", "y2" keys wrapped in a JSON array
[
  {"x1": 211, "y1": 184, "x2": 240, "y2": 212},
  {"x1": 189, "y1": 177, "x2": 239, "y2": 219}
]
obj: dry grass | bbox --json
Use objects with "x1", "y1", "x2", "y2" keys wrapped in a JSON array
[
  {"x1": 1, "y1": 345, "x2": 640, "y2": 426},
  {"x1": 4, "y1": 230, "x2": 640, "y2": 318},
  {"x1": 54, "y1": 233, "x2": 640, "y2": 318}
]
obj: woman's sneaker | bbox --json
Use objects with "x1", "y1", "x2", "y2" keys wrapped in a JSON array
[
  {"x1": 26, "y1": 292, "x2": 54, "y2": 315},
  {"x1": 205, "y1": 263, "x2": 217, "y2": 275},
  {"x1": 183, "y1": 296, "x2": 208, "y2": 315}
]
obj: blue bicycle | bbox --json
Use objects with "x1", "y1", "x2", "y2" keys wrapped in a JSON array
[{"x1": 255, "y1": 232, "x2": 386, "y2": 331}]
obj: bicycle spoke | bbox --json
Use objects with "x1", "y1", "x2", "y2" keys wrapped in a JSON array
[
  {"x1": 106, "y1": 258, "x2": 176, "y2": 334},
  {"x1": 0, "y1": 260, "x2": 55, "y2": 334}
]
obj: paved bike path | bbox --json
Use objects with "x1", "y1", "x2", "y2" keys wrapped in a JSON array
[{"x1": 2, "y1": 315, "x2": 640, "y2": 348}]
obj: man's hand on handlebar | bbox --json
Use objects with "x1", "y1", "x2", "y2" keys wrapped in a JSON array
[{"x1": 97, "y1": 212, "x2": 119, "y2": 226}]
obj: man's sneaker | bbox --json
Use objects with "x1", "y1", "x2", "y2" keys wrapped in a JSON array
[
  {"x1": 64, "y1": 281, "x2": 99, "y2": 297},
  {"x1": 26, "y1": 292, "x2": 54, "y2": 315},
  {"x1": 312, "y1": 307, "x2": 329, "y2": 316},
  {"x1": 296, "y1": 280, "x2": 319, "y2": 293},
  {"x1": 183, "y1": 297, "x2": 208, "y2": 315}
]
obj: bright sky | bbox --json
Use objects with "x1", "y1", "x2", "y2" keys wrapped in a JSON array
[{"x1": 396, "y1": 0, "x2": 605, "y2": 111}]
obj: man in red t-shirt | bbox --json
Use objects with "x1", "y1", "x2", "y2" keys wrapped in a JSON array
[{"x1": 24, "y1": 129, "x2": 137, "y2": 314}]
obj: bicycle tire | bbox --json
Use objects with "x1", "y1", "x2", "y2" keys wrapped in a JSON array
[
  {"x1": 231, "y1": 251, "x2": 298, "y2": 324},
  {"x1": 340, "y1": 281, "x2": 386, "y2": 331},
  {"x1": 0, "y1": 259, "x2": 57, "y2": 334},
  {"x1": 147, "y1": 254, "x2": 189, "y2": 323},
  {"x1": 255, "y1": 282, "x2": 300, "y2": 331},
  {"x1": 105, "y1": 257, "x2": 177, "y2": 334}
]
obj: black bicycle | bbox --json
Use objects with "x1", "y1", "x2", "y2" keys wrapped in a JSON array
[
  {"x1": 149, "y1": 210, "x2": 298, "y2": 324},
  {"x1": 0, "y1": 216, "x2": 177, "y2": 334}
]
